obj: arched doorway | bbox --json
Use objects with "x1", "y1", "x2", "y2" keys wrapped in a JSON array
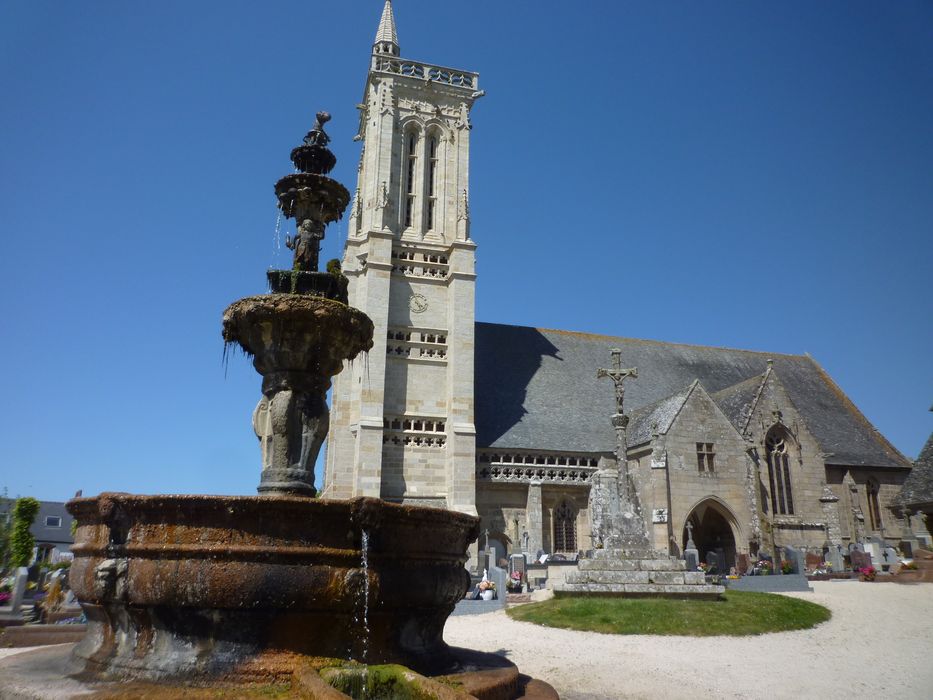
[{"x1": 683, "y1": 500, "x2": 738, "y2": 573}]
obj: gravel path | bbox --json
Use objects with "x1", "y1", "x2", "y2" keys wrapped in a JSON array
[{"x1": 443, "y1": 581, "x2": 933, "y2": 700}]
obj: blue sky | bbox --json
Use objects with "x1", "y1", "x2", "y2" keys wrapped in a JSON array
[{"x1": 1, "y1": 1, "x2": 931, "y2": 501}]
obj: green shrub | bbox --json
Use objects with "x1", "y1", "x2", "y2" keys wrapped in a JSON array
[{"x1": 10, "y1": 497, "x2": 40, "y2": 568}]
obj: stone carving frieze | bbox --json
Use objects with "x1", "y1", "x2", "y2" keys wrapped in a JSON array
[{"x1": 476, "y1": 451, "x2": 598, "y2": 486}]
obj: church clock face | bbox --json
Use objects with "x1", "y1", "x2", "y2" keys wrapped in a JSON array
[{"x1": 409, "y1": 293, "x2": 428, "y2": 314}]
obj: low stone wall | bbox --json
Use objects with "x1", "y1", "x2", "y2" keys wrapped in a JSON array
[{"x1": 726, "y1": 574, "x2": 812, "y2": 592}]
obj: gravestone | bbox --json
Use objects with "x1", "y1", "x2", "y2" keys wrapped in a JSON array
[
  {"x1": 684, "y1": 520, "x2": 700, "y2": 571},
  {"x1": 909, "y1": 511, "x2": 932, "y2": 547},
  {"x1": 863, "y1": 541, "x2": 882, "y2": 568},
  {"x1": 883, "y1": 547, "x2": 899, "y2": 570},
  {"x1": 488, "y1": 564, "x2": 507, "y2": 599},
  {"x1": 509, "y1": 553, "x2": 527, "y2": 578},
  {"x1": 705, "y1": 551, "x2": 719, "y2": 573},
  {"x1": 824, "y1": 544, "x2": 844, "y2": 572},
  {"x1": 9, "y1": 568, "x2": 29, "y2": 614},
  {"x1": 684, "y1": 549, "x2": 699, "y2": 571},
  {"x1": 805, "y1": 552, "x2": 823, "y2": 572},
  {"x1": 783, "y1": 546, "x2": 806, "y2": 575},
  {"x1": 850, "y1": 550, "x2": 872, "y2": 571},
  {"x1": 899, "y1": 539, "x2": 917, "y2": 558},
  {"x1": 736, "y1": 553, "x2": 749, "y2": 575},
  {"x1": 475, "y1": 548, "x2": 488, "y2": 577}
]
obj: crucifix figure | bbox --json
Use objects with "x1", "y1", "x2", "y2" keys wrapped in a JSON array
[
  {"x1": 597, "y1": 348, "x2": 637, "y2": 416},
  {"x1": 597, "y1": 348, "x2": 638, "y2": 488},
  {"x1": 483, "y1": 528, "x2": 490, "y2": 551}
]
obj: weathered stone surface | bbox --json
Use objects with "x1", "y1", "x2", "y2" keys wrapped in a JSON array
[
  {"x1": 648, "y1": 571, "x2": 685, "y2": 585},
  {"x1": 578, "y1": 558, "x2": 639, "y2": 571},
  {"x1": 638, "y1": 559, "x2": 685, "y2": 571},
  {"x1": 223, "y1": 294, "x2": 374, "y2": 495},
  {"x1": 66, "y1": 493, "x2": 479, "y2": 679},
  {"x1": 569, "y1": 570, "x2": 651, "y2": 585},
  {"x1": 684, "y1": 571, "x2": 706, "y2": 585}
]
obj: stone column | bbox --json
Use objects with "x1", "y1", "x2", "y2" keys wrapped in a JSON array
[
  {"x1": 526, "y1": 481, "x2": 544, "y2": 557},
  {"x1": 819, "y1": 486, "x2": 843, "y2": 545},
  {"x1": 589, "y1": 457, "x2": 621, "y2": 549}
]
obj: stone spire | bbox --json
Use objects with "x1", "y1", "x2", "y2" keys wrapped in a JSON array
[{"x1": 374, "y1": 0, "x2": 399, "y2": 56}]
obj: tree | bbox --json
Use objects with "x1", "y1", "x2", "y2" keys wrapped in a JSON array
[
  {"x1": 10, "y1": 497, "x2": 40, "y2": 568},
  {"x1": 0, "y1": 490, "x2": 11, "y2": 571}
]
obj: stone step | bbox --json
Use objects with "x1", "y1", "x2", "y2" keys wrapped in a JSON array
[
  {"x1": 579, "y1": 557, "x2": 686, "y2": 572},
  {"x1": 555, "y1": 582, "x2": 724, "y2": 597},
  {"x1": 567, "y1": 570, "x2": 706, "y2": 586},
  {"x1": 591, "y1": 548, "x2": 665, "y2": 561}
]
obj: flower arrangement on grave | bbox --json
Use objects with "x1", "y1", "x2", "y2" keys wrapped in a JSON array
[
  {"x1": 506, "y1": 571, "x2": 523, "y2": 592},
  {"x1": 781, "y1": 560, "x2": 794, "y2": 575},
  {"x1": 858, "y1": 566, "x2": 876, "y2": 582},
  {"x1": 756, "y1": 561, "x2": 772, "y2": 575},
  {"x1": 900, "y1": 561, "x2": 918, "y2": 571},
  {"x1": 698, "y1": 562, "x2": 709, "y2": 572},
  {"x1": 0, "y1": 591, "x2": 10, "y2": 605}
]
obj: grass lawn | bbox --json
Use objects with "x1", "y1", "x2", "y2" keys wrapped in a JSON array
[{"x1": 506, "y1": 591, "x2": 830, "y2": 636}]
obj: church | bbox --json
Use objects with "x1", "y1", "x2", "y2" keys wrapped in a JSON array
[{"x1": 323, "y1": 2, "x2": 914, "y2": 571}]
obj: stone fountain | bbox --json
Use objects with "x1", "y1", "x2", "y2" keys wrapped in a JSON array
[{"x1": 0, "y1": 112, "x2": 557, "y2": 699}]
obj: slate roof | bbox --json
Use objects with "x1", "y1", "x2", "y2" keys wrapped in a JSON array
[
  {"x1": 627, "y1": 381, "x2": 696, "y2": 447},
  {"x1": 474, "y1": 322, "x2": 909, "y2": 469},
  {"x1": 710, "y1": 374, "x2": 765, "y2": 434},
  {"x1": 899, "y1": 430, "x2": 933, "y2": 506}
]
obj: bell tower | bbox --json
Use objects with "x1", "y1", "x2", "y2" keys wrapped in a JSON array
[{"x1": 325, "y1": 0, "x2": 481, "y2": 518}]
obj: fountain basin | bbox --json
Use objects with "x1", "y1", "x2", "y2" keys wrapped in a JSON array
[
  {"x1": 223, "y1": 294, "x2": 372, "y2": 383},
  {"x1": 66, "y1": 494, "x2": 479, "y2": 681},
  {"x1": 275, "y1": 173, "x2": 350, "y2": 223}
]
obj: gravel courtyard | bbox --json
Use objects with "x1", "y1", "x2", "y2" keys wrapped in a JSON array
[{"x1": 444, "y1": 581, "x2": 933, "y2": 700}]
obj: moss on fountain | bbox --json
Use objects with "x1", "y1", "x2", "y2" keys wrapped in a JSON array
[{"x1": 222, "y1": 294, "x2": 373, "y2": 379}]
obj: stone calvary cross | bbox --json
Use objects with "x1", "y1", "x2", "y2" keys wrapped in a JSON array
[
  {"x1": 597, "y1": 348, "x2": 637, "y2": 416},
  {"x1": 588, "y1": 348, "x2": 651, "y2": 551}
]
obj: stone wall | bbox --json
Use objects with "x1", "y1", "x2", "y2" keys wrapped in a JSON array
[
  {"x1": 324, "y1": 46, "x2": 480, "y2": 520},
  {"x1": 637, "y1": 385, "x2": 755, "y2": 556},
  {"x1": 745, "y1": 370, "x2": 841, "y2": 552}
]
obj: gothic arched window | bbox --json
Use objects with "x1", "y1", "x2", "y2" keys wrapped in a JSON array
[
  {"x1": 766, "y1": 428, "x2": 795, "y2": 515},
  {"x1": 553, "y1": 500, "x2": 577, "y2": 552},
  {"x1": 404, "y1": 131, "x2": 418, "y2": 228},
  {"x1": 425, "y1": 134, "x2": 439, "y2": 231}
]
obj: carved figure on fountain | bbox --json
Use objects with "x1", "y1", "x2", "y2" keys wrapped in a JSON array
[{"x1": 285, "y1": 218, "x2": 325, "y2": 273}]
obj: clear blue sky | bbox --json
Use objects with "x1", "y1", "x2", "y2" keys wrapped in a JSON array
[{"x1": 1, "y1": 1, "x2": 931, "y2": 501}]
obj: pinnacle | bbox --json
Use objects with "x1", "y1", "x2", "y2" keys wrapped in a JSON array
[{"x1": 374, "y1": 0, "x2": 399, "y2": 51}]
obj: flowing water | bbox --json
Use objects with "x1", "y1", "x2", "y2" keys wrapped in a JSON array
[
  {"x1": 273, "y1": 211, "x2": 282, "y2": 257},
  {"x1": 360, "y1": 529, "x2": 371, "y2": 663}
]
